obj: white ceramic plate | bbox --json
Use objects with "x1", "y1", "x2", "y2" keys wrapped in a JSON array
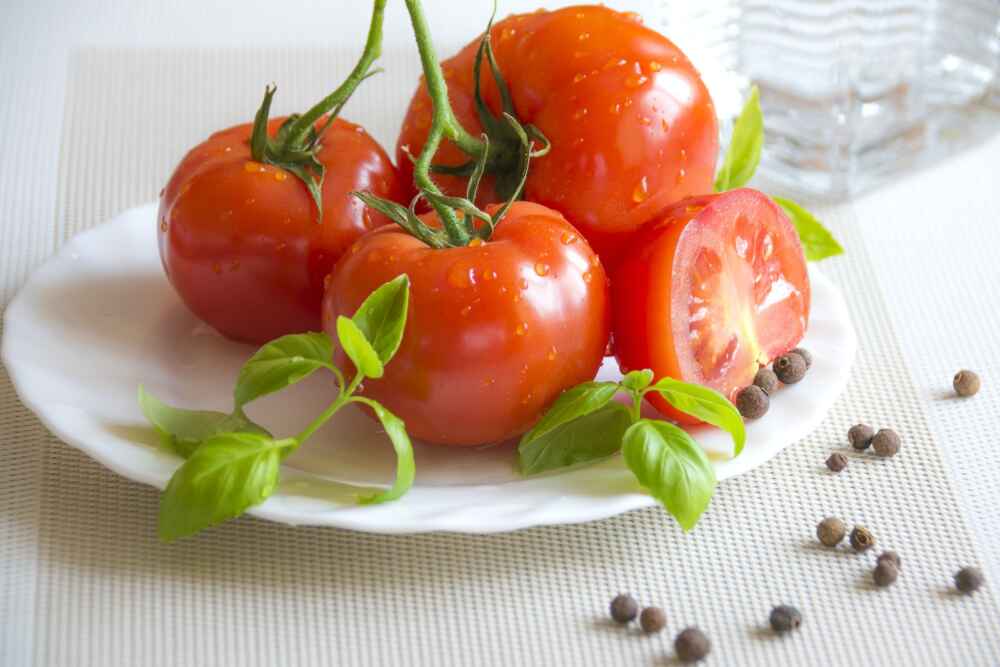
[{"x1": 2, "y1": 203, "x2": 856, "y2": 533}]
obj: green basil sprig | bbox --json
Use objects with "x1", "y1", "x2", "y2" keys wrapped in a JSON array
[
  {"x1": 715, "y1": 85, "x2": 844, "y2": 261},
  {"x1": 518, "y1": 370, "x2": 743, "y2": 530},
  {"x1": 140, "y1": 274, "x2": 414, "y2": 541}
]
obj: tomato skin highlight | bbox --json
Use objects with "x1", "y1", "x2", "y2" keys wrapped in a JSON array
[
  {"x1": 322, "y1": 201, "x2": 611, "y2": 447},
  {"x1": 396, "y1": 5, "x2": 719, "y2": 269},
  {"x1": 158, "y1": 116, "x2": 406, "y2": 344},
  {"x1": 612, "y1": 189, "x2": 811, "y2": 424}
]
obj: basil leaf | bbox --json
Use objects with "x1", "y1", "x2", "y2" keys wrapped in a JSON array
[
  {"x1": 354, "y1": 399, "x2": 415, "y2": 504},
  {"x1": 233, "y1": 332, "x2": 334, "y2": 408},
  {"x1": 351, "y1": 274, "x2": 410, "y2": 364},
  {"x1": 158, "y1": 432, "x2": 295, "y2": 541},
  {"x1": 138, "y1": 386, "x2": 268, "y2": 458},
  {"x1": 621, "y1": 369, "x2": 654, "y2": 392},
  {"x1": 773, "y1": 196, "x2": 845, "y2": 261},
  {"x1": 714, "y1": 85, "x2": 763, "y2": 192},
  {"x1": 622, "y1": 420, "x2": 716, "y2": 531},
  {"x1": 519, "y1": 403, "x2": 633, "y2": 475},
  {"x1": 519, "y1": 381, "x2": 620, "y2": 446},
  {"x1": 336, "y1": 315, "x2": 384, "y2": 379},
  {"x1": 647, "y1": 377, "x2": 745, "y2": 456}
]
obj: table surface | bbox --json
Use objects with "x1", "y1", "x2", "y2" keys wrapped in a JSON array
[{"x1": 2, "y1": 1, "x2": 999, "y2": 665}]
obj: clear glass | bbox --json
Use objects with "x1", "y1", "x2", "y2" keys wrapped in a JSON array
[{"x1": 655, "y1": 0, "x2": 1000, "y2": 199}]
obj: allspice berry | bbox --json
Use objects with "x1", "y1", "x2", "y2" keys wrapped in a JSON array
[
  {"x1": 736, "y1": 385, "x2": 769, "y2": 419},
  {"x1": 675, "y1": 627, "x2": 710, "y2": 663},
  {"x1": 773, "y1": 353, "x2": 807, "y2": 384},
  {"x1": 769, "y1": 605, "x2": 802, "y2": 633},
  {"x1": 753, "y1": 367, "x2": 780, "y2": 395},
  {"x1": 848, "y1": 423, "x2": 875, "y2": 450},
  {"x1": 817, "y1": 517, "x2": 847, "y2": 547},
  {"x1": 639, "y1": 606, "x2": 666, "y2": 633},
  {"x1": 610, "y1": 594, "x2": 638, "y2": 623},
  {"x1": 953, "y1": 370, "x2": 980, "y2": 398},
  {"x1": 850, "y1": 525, "x2": 876, "y2": 552},
  {"x1": 872, "y1": 429, "x2": 900, "y2": 458},
  {"x1": 791, "y1": 347, "x2": 813, "y2": 369},
  {"x1": 874, "y1": 561, "x2": 899, "y2": 587},
  {"x1": 877, "y1": 551, "x2": 901, "y2": 570},
  {"x1": 955, "y1": 567, "x2": 984, "y2": 593},
  {"x1": 826, "y1": 452, "x2": 848, "y2": 473}
]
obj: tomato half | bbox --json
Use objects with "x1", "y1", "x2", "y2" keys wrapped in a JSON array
[
  {"x1": 158, "y1": 116, "x2": 405, "y2": 344},
  {"x1": 322, "y1": 201, "x2": 610, "y2": 446},
  {"x1": 397, "y1": 4, "x2": 719, "y2": 269},
  {"x1": 612, "y1": 189, "x2": 810, "y2": 423}
]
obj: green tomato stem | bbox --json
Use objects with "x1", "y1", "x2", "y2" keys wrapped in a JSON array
[
  {"x1": 285, "y1": 0, "x2": 388, "y2": 146},
  {"x1": 294, "y1": 371, "x2": 364, "y2": 445},
  {"x1": 403, "y1": 0, "x2": 487, "y2": 245},
  {"x1": 629, "y1": 390, "x2": 644, "y2": 423}
]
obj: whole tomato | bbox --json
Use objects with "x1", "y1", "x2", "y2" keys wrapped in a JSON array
[
  {"x1": 322, "y1": 201, "x2": 610, "y2": 446},
  {"x1": 158, "y1": 116, "x2": 405, "y2": 344},
  {"x1": 612, "y1": 189, "x2": 811, "y2": 424},
  {"x1": 397, "y1": 4, "x2": 719, "y2": 268}
]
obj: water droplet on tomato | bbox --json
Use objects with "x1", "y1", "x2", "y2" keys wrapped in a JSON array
[
  {"x1": 469, "y1": 238, "x2": 484, "y2": 247},
  {"x1": 461, "y1": 305, "x2": 472, "y2": 317},
  {"x1": 500, "y1": 27, "x2": 516, "y2": 42},
  {"x1": 583, "y1": 271, "x2": 593, "y2": 283},
  {"x1": 676, "y1": 168, "x2": 686, "y2": 184},
  {"x1": 274, "y1": 171, "x2": 288, "y2": 182},
  {"x1": 519, "y1": 278, "x2": 529, "y2": 290},
  {"x1": 534, "y1": 262, "x2": 550, "y2": 277},
  {"x1": 521, "y1": 392, "x2": 534, "y2": 405},
  {"x1": 482, "y1": 269, "x2": 498, "y2": 281},
  {"x1": 624, "y1": 96, "x2": 633, "y2": 107},
  {"x1": 578, "y1": 32, "x2": 590, "y2": 40},
  {"x1": 573, "y1": 72, "x2": 586, "y2": 83},
  {"x1": 625, "y1": 74, "x2": 648, "y2": 88},
  {"x1": 323, "y1": 274, "x2": 331, "y2": 290},
  {"x1": 573, "y1": 108, "x2": 588, "y2": 120},
  {"x1": 561, "y1": 232, "x2": 578, "y2": 245},
  {"x1": 639, "y1": 116, "x2": 651, "y2": 126},
  {"x1": 515, "y1": 322, "x2": 528, "y2": 336},
  {"x1": 649, "y1": 60, "x2": 663, "y2": 72},
  {"x1": 610, "y1": 103, "x2": 622, "y2": 115},
  {"x1": 223, "y1": 146, "x2": 232, "y2": 152},
  {"x1": 632, "y1": 176, "x2": 649, "y2": 203},
  {"x1": 448, "y1": 263, "x2": 476, "y2": 288},
  {"x1": 661, "y1": 118, "x2": 670, "y2": 132},
  {"x1": 547, "y1": 346, "x2": 558, "y2": 361},
  {"x1": 680, "y1": 148, "x2": 688, "y2": 162},
  {"x1": 244, "y1": 161, "x2": 265, "y2": 173},
  {"x1": 159, "y1": 218, "x2": 168, "y2": 232}
]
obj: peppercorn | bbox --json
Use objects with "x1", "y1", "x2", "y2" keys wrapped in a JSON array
[
  {"x1": 872, "y1": 429, "x2": 900, "y2": 458},
  {"x1": 769, "y1": 605, "x2": 802, "y2": 633},
  {"x1": 953, "y1": 370, "x2": 980, "y2": 398},
  {"x1": 610, "y1": 594, "x2": 638, "y2": 623},
  {"x1": 877, "y1": 551, "x2": 901, "y2": 570},
  {"x1": 791, "y1": 347, "x2": 812, "y2": 369},
  {"x1": 817, "y1": 517, "x2": 846, "y2": 547},
  {"x1": 848, "y1": 423, "x2": 875, "y2": 450},
  {"x1": 736, "y1": 385, "x2": 769, "y2": 419},
  {"x1": 873, "y1": 561, "x2": 898, "y2": 587},
  {"x1": 773, "y1": 353, "x2": 807, "y2": 384},
  {"x1": 955, "y1": 566, "x2": 984, "y2": 593},
  {"x1": 639, "y1": 606, "x2": 666, "y2": 633},
  {"x1": 850, "y1": 526, "x2": 875, "y2": 552},
  {"x1": 675, "y1": 627, "x2": 710, "y2": 663},
  {"x1": 826, "y1": 452, "x2": 848, "y2": 472},
  {"x1": 753, "y1": 367, "x2": 780, "y2": 395}
]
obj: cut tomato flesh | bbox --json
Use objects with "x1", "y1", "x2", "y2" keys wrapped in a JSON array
[{"x1": 612, "y1": 188, "x2": 810, "y2": 424}]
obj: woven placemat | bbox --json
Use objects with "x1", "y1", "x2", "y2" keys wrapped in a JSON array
[{"x1": 1, "y1": 48, "x2": 997, "y2": 666}]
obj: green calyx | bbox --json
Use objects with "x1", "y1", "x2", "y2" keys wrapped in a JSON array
[
  {"x1": 354, "y1": 0, "x2": 544, "y2": 249},
  {"x1": 431, "y1": 14, "x2": 550, "y2": 202},
  {"x1": 248, "y1": 0, "x2": 387, "y2": 222}
]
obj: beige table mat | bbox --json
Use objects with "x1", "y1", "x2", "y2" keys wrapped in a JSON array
[{"x1": 1, "y1": 48, "x2": 998, "y2": 666}]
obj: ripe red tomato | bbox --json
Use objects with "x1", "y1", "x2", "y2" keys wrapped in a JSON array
[
  {"x1": 158, "y1": 117, "x2": 405, "y2": 344},
  {"x1": 612, "y1": 189, "x2": 810, "y2": 424},
  {"x1": 322, "y1": 201, "x2": 610, "y2": 446},
  {"x1": 397, "y1": 5, "x2": 718, "y2": 269}
]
